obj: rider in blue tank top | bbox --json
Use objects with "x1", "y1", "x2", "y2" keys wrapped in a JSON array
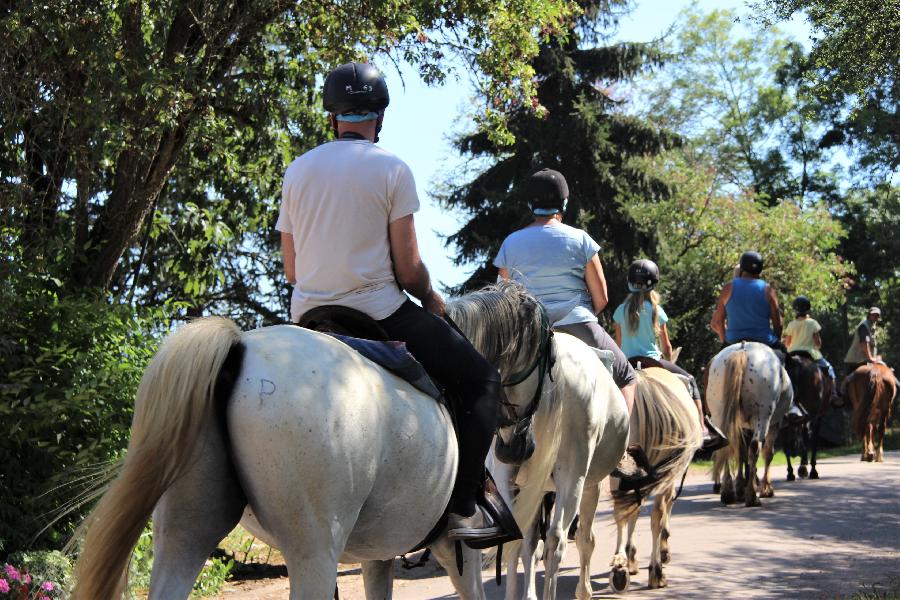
[{"x1": 725, "y1": 278, "x2": 779, "y2": 345}]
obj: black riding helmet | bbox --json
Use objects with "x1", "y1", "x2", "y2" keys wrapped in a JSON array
[
  {"x1": 739, "y1": 251, "x2": 764, "y2": 276},
  {"x1": 793, "y1": 295, "x2": 811, "y2": 316},
  {"x1": 628, "y1": 259, "x2": 660, "y2": 291},
  {"x1": 529, "y1": 168, "x2": 568, "y2": 215},
  {"x1": 323, "y1": 62, "x2": 390, "y2": 115}
]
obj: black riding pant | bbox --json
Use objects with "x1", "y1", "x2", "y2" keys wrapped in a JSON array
[{"x1": 378, "y1": 300, "x2": 500, "y2": 516}]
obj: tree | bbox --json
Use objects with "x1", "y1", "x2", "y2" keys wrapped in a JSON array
[
  {"x1": 621, "y1": 150, "x2": 848, "y2": 370},
  {"x1": 439, "y1": 0, "x2": 680, "y2": 297},
  {"x1": 632, "y1": 8, "x2": 840, "y2": 206},
  {"x1": 0, "y1": 0, "x2": 576, "y2": 303}
]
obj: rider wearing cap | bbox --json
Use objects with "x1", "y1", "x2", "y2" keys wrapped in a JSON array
[
  {"x1": 276, "y1": 61, "x2": 504, "y2": 543},
  {"x1": 613, "y1": 259, "x2": 727, "y2": 451},
  {"x1": 782, "y1": 295, "x2": 838, "y2": 401},
  {"x1": 494, "y1": 168, "x2": 651, "y2": 483},
  {"x1": 710, "y1": 251, "x2": 807, "y2": 422},
  {"x1": 843, "y1": 307, "x2": 883, "y2": 378}
]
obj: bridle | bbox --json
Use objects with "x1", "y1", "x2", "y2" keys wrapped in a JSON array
[{"x1": 497, "y1": 303, "x2": 556, "y2": 431}]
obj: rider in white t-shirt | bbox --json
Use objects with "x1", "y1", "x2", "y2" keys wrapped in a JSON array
[{"x1": 276, "y1": 62, "x2": 507, "y2": 544}]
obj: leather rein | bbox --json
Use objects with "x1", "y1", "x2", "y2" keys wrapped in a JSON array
[{"x1": 497, "y1": 304, "x2": 556, "y2": 431}]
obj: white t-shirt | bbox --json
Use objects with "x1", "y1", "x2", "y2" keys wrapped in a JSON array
[{"x1": 275, "y1": 140, "x2": 419, "y2": 322}]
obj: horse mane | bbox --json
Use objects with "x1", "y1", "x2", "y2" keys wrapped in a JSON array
[{"x1": 446, "y1": 281, "x2": 545, "y2": 376}]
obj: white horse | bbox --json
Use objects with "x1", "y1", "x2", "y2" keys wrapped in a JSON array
[
  {"x1": 708, "y1": 342, "x2": 793, "y2": 507},
  {"x1": 72, "y1": 285, "x2": 552, "y2": 600},
  {"x1": 608, "y1": 367, "x2": 702, "y2": 593},
  {"x1": 452, "y1": 321, "x2": 631, "y2": 600}
]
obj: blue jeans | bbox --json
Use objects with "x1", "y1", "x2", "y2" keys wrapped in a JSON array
[{"x1": 816, "y1": 357, "x2": 836, "y2": 381}]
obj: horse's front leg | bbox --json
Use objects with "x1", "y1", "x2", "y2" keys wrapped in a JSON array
[
  {"x1": 574, "y1": 479, "x2": 602, "y2": 600},
  {"x1": 542, "y1": 472, "x2": 585, "y2": 600},
  {"x1": 760, "y1": 427, "x2": 777, "y2": 498},
  {"x1": 520, "y1": 515, "x2": 541, "y2": 600},
  {"x1": 785, "y1": 449, "x2": 795, "y2": 481},
  {"x1": 361, "y1": 560, "x2": 394, "y2": 600},
  {"x1": 648, "y1": 488, "x2": 674, "y2": 589},
  {"x1": 429, "y1": 537, "x2": 486, "y2": 600}
]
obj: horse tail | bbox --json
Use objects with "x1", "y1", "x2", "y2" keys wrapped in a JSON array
[
  {"x1": 613, "y1": 369, "x2": 702, "y2": 520},
  {"x1": 720, "y1": 349, "x2": 748, "y2": 470},
  {"x1": 72, "y1": 317, "x2": 243, "y2": 600}
]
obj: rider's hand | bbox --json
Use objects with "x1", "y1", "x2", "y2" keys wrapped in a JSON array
[{"x1": 423, "y1": 290, "x2": 446, "y2": 316}]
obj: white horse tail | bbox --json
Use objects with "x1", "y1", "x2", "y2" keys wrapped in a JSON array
[
  {"x1": 72, "y1": 317, "x2": 243, "y2": 600},
  {"x1": 614, "y1": 369, "x2": 701, "y2": 520},
  {"x1": 717, "y1": 349, "x2": 748, "y2": 472}
]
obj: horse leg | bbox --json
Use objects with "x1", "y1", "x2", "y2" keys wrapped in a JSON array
[
  {"x1": 785, "y1": 451, "x2": 795, "y2": 481},
  {"x1": 520, "y1": 516, "x2": 541, "y2": 600},
  {"x1": 745, "y1": 438, "x2": 762, "y2": 507},
  {"x1": 648, "y1": 489, "x2": 673, "y2": 589},
  {"x1": 875, "y1": 421, "x2": 886, "y2": 462},
  {"x1": 429, "y1": 537, "x2": 486, "y2": 600},
  {"x1": 542, "y1": 470, "x2": 586, "y2": 600},
  {"x1": 865, "y1": 424, "x2": 876, "y2": 462},
  {"x1": 148, "y1": 426, "x2": 246, "y2": 600},
  {"x1": 809, "y1": 419, "x2": 821, "y2": 478},
  {"x1": 720, "y1": 460, "x2": 736, "y2": 505},
  {"x1": 798, "y1": 425, "x2": 809, "y2": 479},
  {"x1": 760, "y1": 428, "x2": 777, "y2": 498},
  {"x1": 734, "y1": 431, "x2": 749, "y2": 503},
  {"x1": 609, "y1": 499, "x2": 636, "y2": 593},
  {"x1": 574, "y1": 480, "x2": 601, "y2": 600},
  {"x1": 361, "y1": 560, "x2": 394, "y2": 600}
]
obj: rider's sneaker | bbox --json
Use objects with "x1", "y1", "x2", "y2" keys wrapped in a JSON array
[
  {"x1": 785, "y1": 401, "x2": 808, "y2": 424},
  {"x1": 446, "y1": 506, "x2": 502, "y2": 542}
]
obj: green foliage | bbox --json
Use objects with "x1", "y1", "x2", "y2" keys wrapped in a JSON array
[
  {"x1": 633, "y1": 8, "x2": 839, "y2": 205},
  {"x1": 621, "y1": 151, "x2": 847, "y2": 371},
  {"x1": 191, "y1": 556, "x2": 234, "y2": 597},
  {"x1": 439, "y1": 0, "x2": 680, "y2": 293},
  {"x1": 0, "y1": 264, "x2": 164, "y2": 553}
]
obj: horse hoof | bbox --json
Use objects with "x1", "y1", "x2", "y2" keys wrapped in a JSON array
[
  {"x1": 809, "y1": 470, "x2": 819, "y2": 479},
  {"x1": 648, "y1": 563, "x2": 666, "y2": 589},
  {"x1": 721, "y1": 490, "x2": 736, "y2": 505},
  {"x1": 609, "y1": 566, "x2": 630, "y2": 594},
  {"x1": 745, "y1": 496, "x2": 762, "y2": 508},
  {"x1": 798, "y1": 466, "x2": 808, "y2": 478},
  {"x1": 786, "y1": 472, "x2": 795, "y2": 482},
  {"x1": 713, "y1": 482, "x2": 722, "y2": 494}
]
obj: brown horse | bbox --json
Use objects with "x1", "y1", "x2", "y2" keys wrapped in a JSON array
[
  {"x1": 783, "y1": 352, "x2": 833, "y2": 480},
  {"x1": 848, "y1": 362, "x2": 897, "y2": 462}
]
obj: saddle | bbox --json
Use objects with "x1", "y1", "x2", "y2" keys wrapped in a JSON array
[
  {"x1": 628, "y1": 355, "x2": 665, "y2": 370},
  {"x1": 298, "y1": 305, "x2": 521, "y2": 559}
]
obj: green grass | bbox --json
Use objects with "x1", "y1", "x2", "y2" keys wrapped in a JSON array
[
  {"x1": 691, "y1": 427, "x2": 899, "y2": 472},
  {"x1": 849, "y1": 575, "x2": 900, "y2": 599}
]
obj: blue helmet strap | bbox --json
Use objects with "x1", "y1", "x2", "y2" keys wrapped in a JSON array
[{"x1": 532, "y1": 198, "x2": 568, "y2": 216}]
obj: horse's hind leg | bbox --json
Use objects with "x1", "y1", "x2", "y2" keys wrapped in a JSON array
[
  {"x1": 362, "y1": 560, "x2": 394, "y2": 600},
  {"x1": 760, "y1": 428, "x2": 777, "y2": 499},
  {"x1": 798, "y1": 425, "x2": 810, "y2": 479},
  {"x1": 875, "y1": 421, "x2": 886, "y2": 462},
  {"x1": 648, "y1": 488, "x2": 674, "y2": 589},
  {"x1": 148, "y1": 427, "x2": 246, "y2": 600},
  {"x1": 785, "y1": 451, "x2": 795, "y2": 481},
  {"x1": 810, "y1": 420, "x2": 822, "y2": 477},
  {"x1": 745, "y1": 438, "x2": 762, "y2": 507}
]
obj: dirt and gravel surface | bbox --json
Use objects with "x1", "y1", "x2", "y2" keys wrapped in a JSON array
[{"x1": 215, "y1": 451, "x2": 900, "y2": 599}]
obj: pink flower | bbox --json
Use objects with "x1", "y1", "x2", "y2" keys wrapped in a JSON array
[
  {"x1": 39, "y1": 596, "x2": 50, "y2": 600},
  {"x1": 3, "y1": 564, "x2": 19, "y2": 582},
  {"x1": 0, "y1": 579, "x2": 9, "y2": 593},
  {"x1": 23, "y1": 573, "x2": 31, "y2": 585},
  {"x1": 41, "y1": 581, "x2": 54, "y2": 591}
]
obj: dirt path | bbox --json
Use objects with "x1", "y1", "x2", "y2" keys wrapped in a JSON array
[{"x1": 215, "y1": 451, "x2": 900, "y2": 599}]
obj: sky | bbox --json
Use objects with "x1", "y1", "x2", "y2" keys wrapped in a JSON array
[{"x1": 374, "y1": 0, "x2": 812, "y2": 292}]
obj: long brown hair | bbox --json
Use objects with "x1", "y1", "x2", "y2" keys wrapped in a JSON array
[{"x1": 625, "y1": 290, "x2": 661, "y2": 336}]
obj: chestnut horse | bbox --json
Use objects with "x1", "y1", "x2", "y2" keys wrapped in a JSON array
[{"x1": 848, "y1": 362, "x2": 897, "y2": 462}]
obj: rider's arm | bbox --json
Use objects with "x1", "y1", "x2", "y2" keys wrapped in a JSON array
[
  {"x1": 585, "y1": 254, "x2": 608, "y2": 314},
  {"x1": 857, "y1": 325, "x2": 875, "y2": 361},
  {"x1": 498, "y1": 267, "x2": 510, "y2": 280},
  {"x1": 813, "y1": 331, "x2": 822, "y2": 348},
  {"x1": 766, "y1": 285, "x2": 783, "y2": 337},
  {"x1": 709, "y1": 283, "x2": 731, "y2": 343},
  {"x1": 389, "y1": 214, "x2": 445, "y2": 315},
  {"x1": 659, "y1": 323, "x2": 673, "y2": 362},
  {"x1": 281, "y1": 232, "x2": 296, "y2": 285}
]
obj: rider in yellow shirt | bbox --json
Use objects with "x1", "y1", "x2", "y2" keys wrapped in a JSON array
[{"x1": 782, "y1": 296, "x2": 838, "y2": 401}]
